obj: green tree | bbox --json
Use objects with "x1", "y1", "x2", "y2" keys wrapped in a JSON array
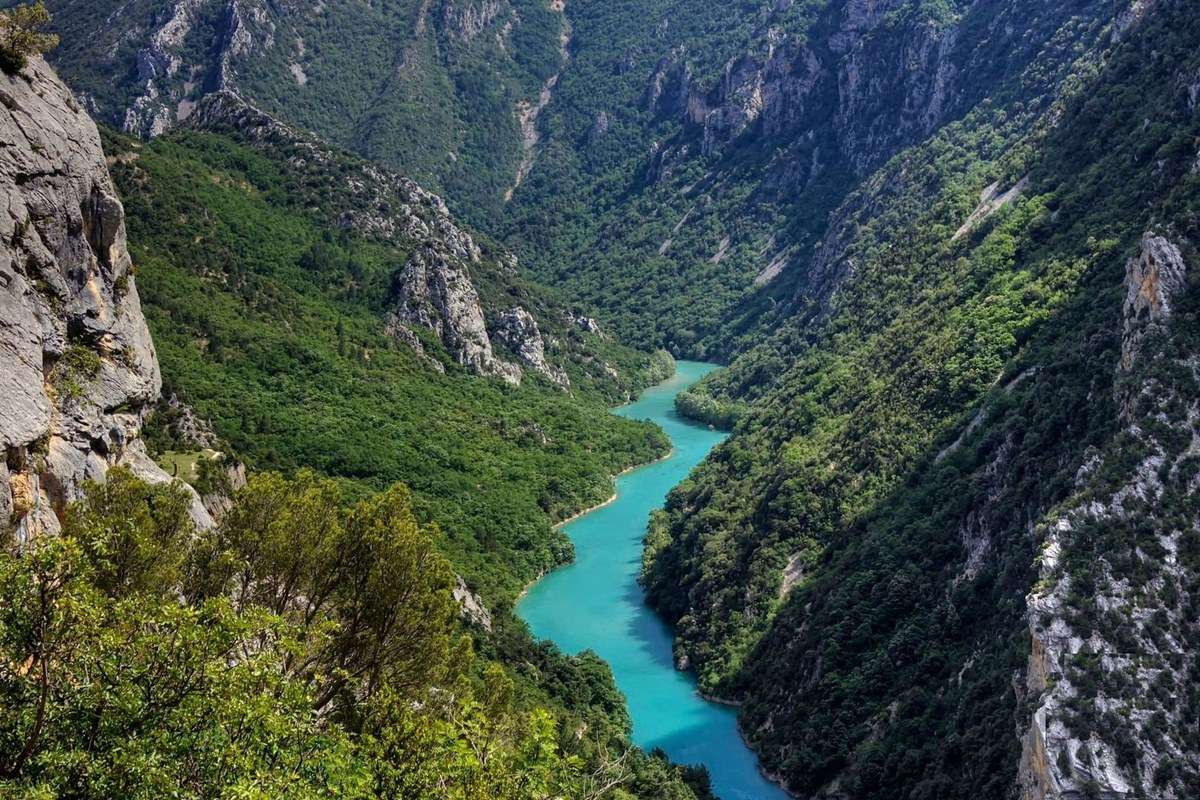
[
  {"x1": 0, "y1": 2, "x2": 58, "y2": 73},
  {"x1": 1, "y1": 470, "x2": 702, "y2": 800},
  {"x1": 194, "y1": 472, "x2": 459, "y2": 714},
  {"x1": 62, "y1": 467, "x2": 195, "y2": 599},
  {"x1": 0, "y1": 491, "x2": 366, "y2": 798}
]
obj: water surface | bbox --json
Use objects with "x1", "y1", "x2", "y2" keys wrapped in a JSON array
[{"x1": 518, "y1": 361, "x2": 789, "y2": 800}]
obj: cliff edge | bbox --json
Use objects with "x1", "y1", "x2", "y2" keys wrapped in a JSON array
[{"x1": 0, "y1": 57, "x2": 209, "y2": 539}]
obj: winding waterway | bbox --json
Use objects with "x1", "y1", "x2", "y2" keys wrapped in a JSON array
[{"x1": 518, "y1": 361, "x2": 789, "y2": 800}]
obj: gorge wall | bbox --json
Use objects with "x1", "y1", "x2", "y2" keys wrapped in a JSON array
[
  {"x1": 640, "y1": 2, "x2": 1200, "y2": 798},
  {"x1": 40, "y1": 0, "x2": 569, "y2": 225},
  {"x1": 0, "y1": 56, "x2": 210, "y2": 538}
]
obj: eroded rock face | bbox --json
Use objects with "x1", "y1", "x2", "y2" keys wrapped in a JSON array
[
  {"x1": 493, "y1": 307, "x2": 570, "y2": 390},
  {"x1": 0, "y1": 57, "x2": 211, "y2": 538},
  {"x1": 1020, "y1": 233, "x2": 1197, "y2": 800},
  {"x1": 572, "y1": 314, "x2": 604, "y2": 336},
  {"x1": 648, "y1": 0, "x2": 958, "y2": 167},
  {"x1": 452, "y1": 575, "x2": 493, "y2": 632},
  {"x1": 120, "y1": 0, "x2": 275, "y2": 137},
  {"x1": 442, "y1": 0, "x2": 507, "y2": 42},
  {"x1": 124, "y1": 0, "x2": 209, "y2": 136},
  {"x1": 1120, "y1": 233, "x2": 1187, "y2": 370},
  {"x1": 387, "y1": 246, "x2": 521, "y2": 384}
]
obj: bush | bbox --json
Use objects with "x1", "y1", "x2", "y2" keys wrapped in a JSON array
[{"x1": 0, "y1": 2, "x2": 58, "y2": 73}]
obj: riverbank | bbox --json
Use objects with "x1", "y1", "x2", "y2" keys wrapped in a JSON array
[
  {"x1": 516, "y1": 448, "x2": 676, "y2": 603},
  {"x1": 518, "y1": 361, "x2": 790, "y2": 800},
  {"x1": 553, "y1": 448, "x2": 675, "y2": 530}
]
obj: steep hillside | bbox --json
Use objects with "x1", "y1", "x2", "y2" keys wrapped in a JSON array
[
  {"x1": 502, "y1": 0, "x2": 1129, "y2": 354},
  {"x1": 0, "y1": 52, "x2": 712, "y2": 800},
  {"x1": 643, "y1": 1, "x2": 1200, "y2": 797},
  {"x1": 102, "y1": 90, "x2": 674, "y2": 605},
  {"x1": 35, "y1": 0, "x2": 566, "y2": 224},
  {"x1": 20, "y1": 0, "x2": 1200, "y2": 798},
  {"x1": 35, "y1": 0, "x2": 1135, "y2": 357},
  {"x1": 31, "y1": 0, "x2": 1101, "y2": 354}
]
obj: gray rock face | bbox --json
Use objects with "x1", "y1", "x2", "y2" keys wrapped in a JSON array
[
  {"x1": 0, "y1": 57, "x2": 211, "y2": 537},
  {"x1": 649, "y1": 0, "x2": 956, "y2": 166},
  {"x1": 382, "y1": 320, "x2": 446, "y2": 375},
  {"x1": 119, "y1": 0, "x2": 273, "y2": 138},
  {"x1": 493, "y1": 307, "x2": 570, "y2": 390},
  {"x1": 452, "y1": 575, "x2": 493, "y2": 632},
  {"x1": 572, "y1": 314, "x2": 604, "y2": 336},
  {"x1": 387, "y1": 246, "x2": 521, "y2": 385},
  {"x1": 442, "y1": 0, "x2": 507, "y2": 42},
  {"x1": 199, "y1": 458, "x2": 247, "y2": 521},
  {"x1": 151, "y1": 395, "x2": 247, "y2": 520},
  {"x1": 645, "y1": 51, "x2": 692, "y2": 116},
  {"x1": 124, "y1": 0, "x2": 209, "y2": 137},
  {"x1": 1019, "y1": 232, "x2": 1197, "y2": 800}
]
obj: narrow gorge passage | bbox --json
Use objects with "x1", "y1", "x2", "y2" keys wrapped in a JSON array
[{"x1": 518, "y1": 362, "x2": 790, "y2": 800}]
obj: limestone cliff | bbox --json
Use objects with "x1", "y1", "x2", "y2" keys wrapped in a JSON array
[
  {"x1": 386, "y1": 246, "x2": 521, "y2": 384},
  {"x1": 493, "y1": 306, "x2": 570, "y2": 390},
  {"x1": 0, "y1": 57, "x2": 210, "y2": 538},
  {"x1": 1020, "y1": 233, "x2": 1200, "y2": 800},
  {"x1": 42, "y1": 0, "x2": 561, "y2": 217}
]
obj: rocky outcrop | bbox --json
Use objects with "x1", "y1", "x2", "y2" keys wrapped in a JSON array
[
  {"x1": 442, "y1": 0, "x2": 506, "y2": 42},
  {"x1": 953, "y1": 176, "x2": 1030, "y2": 241},
  {"x1": 833, "y1": 11, "x2": 958, "y2": 173},
  {"x1": 452, "y1": 575, "x2": 493, "y2": 631},
  {"x1": 644, "y1": 51, "x2": 692, "y2": 117},
  {"x1": 123, "y1": 0, "x2": 209, "y2": 137},
  {"x1": 163, "y1": 394, "x2": 220, "y2": 448},
  {"x1": 646, "y1": 0, "x2": 960, "y2": 164},
  {"x1": 588, "y1": 110, "x2": 611, "y2": 144},
  {"x1": 1020, "y1": 233, "x2": 1198, "y2": 800},
  {"x1": 197, "y1": 457, "x2": 247, "y2": 521},
  {"x1": 150, "y1": 395, "x2": 247, "y2": 519},
  {"x1": 493, "y1": 307, "x2": 569, "y2": 389},
  {"x1": 217, "y1": 0, "x2": 274, "y2": 88},
  {"x1": 186, "y1": 91, "x2": 561, "y2": 386},
  {"x1": 187, "y1": 91, "x2": 483, "y2": 261},
  {"x1": 0, "y1": 57, "x2": 211, "y2": 538},
  {"x1": 690, "y1": 41, "x2": 823, "y2": 157},
  {"x1": 572, "y1": 314, "x2": 604, "y2": 336},
  {"x1": 387, "y1": 246, "x2": 521, "y2": 384},
  {"x1": 119, "y1": 0, "x2": 274, "y2": 137},
  {"x1": 1119, "y1": 233, "x2": 1187, "y2": 370}
]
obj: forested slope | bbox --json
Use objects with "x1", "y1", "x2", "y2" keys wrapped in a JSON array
[
  {"x1": 502, "y1": 0, "x2": 1128, "y2": 354},
  {"x1": 20, "y1": 1, "x2": 1200, "y2": 798},
  {"x1": 36, "y1": 0, "x2": 1139, "y2": 357},
  {"x1": 103, "y1": 91, "x2": 675, "y2": 607},
  {"x1": 35, "y1": 0, "x2": 565, "y2": 225}
]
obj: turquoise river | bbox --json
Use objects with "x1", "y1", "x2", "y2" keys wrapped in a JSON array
[{"x1": 518, "y1": 361, "x2": 790, "y2": 800}]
